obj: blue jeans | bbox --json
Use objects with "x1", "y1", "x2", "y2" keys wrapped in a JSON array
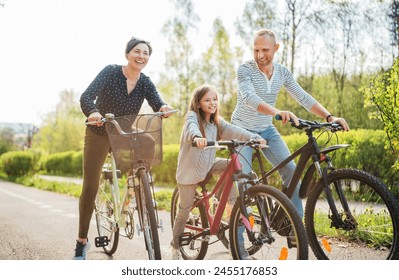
[{"x1": 238, "y1": 125, "x2": 303, "y2": 218}]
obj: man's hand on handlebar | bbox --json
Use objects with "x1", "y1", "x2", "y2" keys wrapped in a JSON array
[
  {"x1": 328, "y1": 116, "x2": 350, "y2": 131},
  {"x1": 274, "y1": 110, "x2": 300, "y2": 126}
]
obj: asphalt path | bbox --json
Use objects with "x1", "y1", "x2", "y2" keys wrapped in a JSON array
[{"x1": 0, "y1": 179, "x2": 232, "y2": 260}]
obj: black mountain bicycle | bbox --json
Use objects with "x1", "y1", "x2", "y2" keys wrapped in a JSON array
[{"x1": 252, "y1": 116, "x2": 399, "y2": 260}]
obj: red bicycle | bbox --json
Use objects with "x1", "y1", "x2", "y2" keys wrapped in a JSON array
[{"x1": 170, "y1": 139, "x2": 308, "y2": 260}]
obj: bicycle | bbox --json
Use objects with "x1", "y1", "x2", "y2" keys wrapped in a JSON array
[
  {"x1": 88, "y1": 110, "x2": 176, "y2": 260},
  {"x1": 252, "y1": 115, "x2": 399, "y2": 259},
  {"x1": 170, "y1": 139, "x2": 309, "y2": 260}
]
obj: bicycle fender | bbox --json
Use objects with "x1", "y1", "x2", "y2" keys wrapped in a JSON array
[{"x1": 299, "y1": 144, "x2": 350, "y2": 199}]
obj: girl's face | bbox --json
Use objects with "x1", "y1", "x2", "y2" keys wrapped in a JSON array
[{"x1": 199, "y1": 89, "x2": 218, "y2": 121}]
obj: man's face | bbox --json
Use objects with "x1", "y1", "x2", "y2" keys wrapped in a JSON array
[{"x1": 253, "y1": 35, "x2": 278, "y2": 68}]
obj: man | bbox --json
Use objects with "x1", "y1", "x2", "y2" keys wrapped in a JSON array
[{"x1": 231, "y1": 29, "x2": 349, "y2": 217}]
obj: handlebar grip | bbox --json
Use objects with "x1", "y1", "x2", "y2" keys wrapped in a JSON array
[
  {"x1": 191, "y1": 140, "x2": 215, "y2": 147},
  {"x1": 274, "y1": 115, "x2": 294, "y2": 123}
]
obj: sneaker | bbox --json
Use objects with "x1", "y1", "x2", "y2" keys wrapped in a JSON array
[
  {"x1": 73, "y1": 240, "x2": 91, "y2": 260},
  {"x1": 171, "y1": 247, "x2": 181, "y2": 260},
  {"x1": 237, "y1": 225, "x2": 252, "y2": 260}
]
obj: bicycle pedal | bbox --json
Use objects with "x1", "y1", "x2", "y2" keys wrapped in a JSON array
[
  {"x1": 179, "y1": 232, "x2": 193, "y2": 246},
  {"x1": 95, "y1": 236, "x2": 109, "y2": 247}
]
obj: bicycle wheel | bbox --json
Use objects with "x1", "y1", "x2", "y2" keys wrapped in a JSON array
[
  {"x1": 136, "y1": 168, "x2": 161, "y2": 260},
  {"x1": 229, "y1": 184, "x2": 308, "y2": 260},
  {"x1": 170, "y1": 187, "x2": 209, "y2": 260},
  {"x1": 94, "y1": 171, "x2": 119, "y2": 255},
  {"x1": 305, "y1": 168, "x2": 399, "y2": 260}
]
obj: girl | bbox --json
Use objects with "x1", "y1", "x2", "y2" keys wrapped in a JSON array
[{"x1": 170, "y1": 85, "x2": 266, "y2": 260}]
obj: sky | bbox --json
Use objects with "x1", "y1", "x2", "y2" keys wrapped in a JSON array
[{"x1": 0, "y1": 0, "x2": 247, "y2": 125}]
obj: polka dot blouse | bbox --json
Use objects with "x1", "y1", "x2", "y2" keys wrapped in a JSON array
[{"x1": 80, "y1": 64, "x2": 166, "y2": 135}]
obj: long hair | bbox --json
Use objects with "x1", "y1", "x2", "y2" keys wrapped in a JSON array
[{"x1": 188, "y1": 85, "x2": 222, "y2": 140}]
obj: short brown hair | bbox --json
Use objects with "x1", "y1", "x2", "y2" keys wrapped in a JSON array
[
  {"x1": 253, "y1": 29, "x2": 277, "y2": 44},
  {"x1": 125, "y1": 37, "x2": 152, "y2": 56}
]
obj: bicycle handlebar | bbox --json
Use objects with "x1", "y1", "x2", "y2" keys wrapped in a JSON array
[
  {"x1": 85, "y1": 110, "x2": 179, "y2": 135},
  {"x1": 191, "y1": 139, "x2": 268, "y2": 150},
  {"x1": 274, "y1": 115, "x2": 343, "y2": 132}
]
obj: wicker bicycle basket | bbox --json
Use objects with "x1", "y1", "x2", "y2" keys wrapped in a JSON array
[{"x1": 105, "y1": 114, "x2": 163, "y2": 170}]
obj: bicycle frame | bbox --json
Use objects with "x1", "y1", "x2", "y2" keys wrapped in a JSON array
[
  {"x1": 98, "y1": 153, "x2": 131, "y2": 234},
  {"x1": 255, "y1": 122, "x2": 351, "y2": 228},
  {"x1": 186, "y1": 145, "x2": 255, "y2": 238}
]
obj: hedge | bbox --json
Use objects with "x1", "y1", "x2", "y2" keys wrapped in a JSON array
[
  {"x1": 0, "y1": 150, "x2": 40, "y2": 177},
  {"x1": 28, "y1": 129, "x2": 398, "y2": 193}
]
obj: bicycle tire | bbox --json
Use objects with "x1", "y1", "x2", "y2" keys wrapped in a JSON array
[
  {"x1": 305, "y1": 168, "x2": 399, "y2": 260},
  {"x1": 170, "y1": 187, "x2": 209, "y2": 260},
  {"x1": 229, "y1": 184, "x2": 308, "y2": 260},
  {"x1": 94, "y1": 172, "x2": 120, "y2": 255},
  {"x1": 136, "y1": 168, "x2": 161, "y2": 260}
]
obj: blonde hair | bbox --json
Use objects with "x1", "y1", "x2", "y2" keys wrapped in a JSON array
[
  {"x1": 253, "y1": 29, "x2": 277, "y2": 45},
  {"x1": 188, "y1": 84, "x2": 221, "y2": 140}
]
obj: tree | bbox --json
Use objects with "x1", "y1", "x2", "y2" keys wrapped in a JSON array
[
  {"x1": 234, "y1": 0, "x2": 276, "y2": 52},
  {"x1": 161, "y1": 0, "x2": 200, "y2": 115},
  {"x1": 32, "y1": 89, "x2": 85, "y2": 154},
  {"x1": 388, "y1": 0, "x2": 399, "y2": 58},
  {"x1": 0, "y1": 127, "x2": 16, "y2": 155},
  {"x1": 360, "y1": 58, "x2": 399, "y2": 169},
  {"x1": 198, "y1": 18, "x2": 241, "y2": 118}
]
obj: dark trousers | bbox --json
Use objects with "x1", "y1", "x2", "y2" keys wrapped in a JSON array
[{"x1": 78, "y1": 127, "x2": 110, "y2": 239}]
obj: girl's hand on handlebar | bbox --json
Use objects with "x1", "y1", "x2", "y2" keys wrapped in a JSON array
[
  {"x1": 87, "y1": 112, "x2": 104, "y2": 127},
  {"x1": 193, "y1": 137, "x2": 207, "y2": 149},
  {"x1": 275, "y1": 110, "x2": 299, "y2": 126}
]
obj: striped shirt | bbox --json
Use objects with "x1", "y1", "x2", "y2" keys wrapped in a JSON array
[{"x1": 231, "y1": 60, "x2": 317, "y2": 131}]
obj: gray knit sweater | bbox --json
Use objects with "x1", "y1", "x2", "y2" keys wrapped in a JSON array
[{"x1": 176, "y1": 111, "x2": 263, "y2": 185}]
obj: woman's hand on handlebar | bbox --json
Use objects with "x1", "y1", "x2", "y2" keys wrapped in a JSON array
[
  {"x1": 159, "y1": 105, "x2": 175, "y2": 118},
  {"x1": 274, "y1": 110, "x2": 299, "y2": 126},
  {"x1": 87, "y1": 112, "x2": 104, "y2": 127}
]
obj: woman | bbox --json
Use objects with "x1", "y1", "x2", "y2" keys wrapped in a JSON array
[{"x1": 73, "y1": 37, "x2": 173, "y2": 260}]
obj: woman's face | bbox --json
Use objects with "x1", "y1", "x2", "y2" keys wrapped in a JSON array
[
  {"x1": 126, "y1": 43, "x2": 150, "y2": 70},
  {"x1": 199, "y1": 89, "x2": 218, "y2": 121}
]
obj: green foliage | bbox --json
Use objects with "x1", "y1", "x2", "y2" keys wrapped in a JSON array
[
  {"x1": 0, "y1": 150, "x2": 41, "y2": 177},
  {"x1": 360, "y1": 59, "x2": 399, "y2": 170},
  {"x1": 151, "y1": 130, "x2": 398, "y2": 193},
  {"x1": 32, "y1": 89, "x2": 85, "y2": 154},
  {"x1": 151, "y1": 144, "x2": 179, "y2": 187},
  {"x1": 45, "y1": 150, "x2": 82, "y2": 176},
  {"x1": 0, "y1": 127, "x2": 17, "y2": 155},
  {"x1": 154, "y1": 189, "x2": 173, "y2": 211},
  {"x1": 17, "y1": 175, "x2": 82, "y2": 198}
]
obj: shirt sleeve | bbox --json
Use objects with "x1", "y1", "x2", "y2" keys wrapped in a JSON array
[
  {"x1": 182, "y1": 111, "x2": 203, "y2": 144},
  {"x1": 281, "y1": 66, "x2": 317, "y2": 111},
  {"x1": 80, "y1": 65, "x2": 111, "y2": 117},
  {"x1": 237, "y1": 64, "x2": 264, "y2": 111}
]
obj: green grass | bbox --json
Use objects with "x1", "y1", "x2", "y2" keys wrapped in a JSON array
[
  {"x1": 313, "y1": 208, "x2": 394, "y2": 249},
  {"x1": 1, "y1": 174, "x2": 174, "y2": 211}
]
